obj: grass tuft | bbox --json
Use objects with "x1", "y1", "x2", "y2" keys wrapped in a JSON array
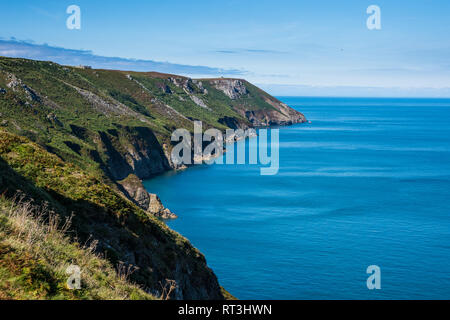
[{"x1": 0, "y1": 195, "x2": 155, "y2": 300}]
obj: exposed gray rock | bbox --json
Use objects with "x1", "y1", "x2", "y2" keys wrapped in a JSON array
[
  {"x1": 192, "y1": 80, "x2": 208, "y2": 94},
  {"x1": 6, "y1": 73, "x2": 41, "y2": 103},
  {"x1": 169, "y1": 77, "x2": 196, "y2": 94},
  {"x1": 130, "y1": 77, "x2": 190, "y2": 121},
  {"x1": 23, "y1": 85, "x2": 41, "y2": 103},
  {"x1": 244, "y1": 97, "x2": 306, "y2": 126},
  {"x1": 117, "y1": 174, "x2": 177, "y2": 220},
  {"x1": 211, "y1": 79, "x2": 249, "y2": 99},
  {"x1": 148, "y1": 193, "x2": 177, "y2": 219},
  {"x1": 6, "y1": 73, "x2": 20, "y2": 90},
  {"x1": 208, "y1": 78, "x2": 306, "y2": 126},
  {"x1": 190, "y1": 95, "x2": 211, "y2": 110},
  {"x1": 63, "y1": 81, "x2": 149, "y2": 124},
  {"x1": 117, "y1": 174, "x2": 151, "y2": 208}
]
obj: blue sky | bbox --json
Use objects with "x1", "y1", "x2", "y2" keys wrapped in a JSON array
[{"x1": 1, "y1": 0, "x2": 449, "y2": 96}]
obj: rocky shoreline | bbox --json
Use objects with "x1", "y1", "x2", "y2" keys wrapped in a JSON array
[
  {"x1": 119, "y1": 122, "x2": 301, "y2": 221},
  {"x1": 0, "y1": 56, "x2": 306, "y2": 299}
]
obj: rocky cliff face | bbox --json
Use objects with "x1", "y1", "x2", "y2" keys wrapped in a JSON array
[
  {"x1": 205, "y1": 78, "x2": 306, "y2": 127},
  {"x1": 0, "y1": 57, "x2": 307, "y2": 300},
  {"x1": 243, "y1": 100, "x2": 306, "y2": 126},
  {"x1": 95, "y1": 126, "x2": 172, "y2": 181},
  {"x1": 118, "y1": 174, "x2": 177, "y2": 219},
  {"x1": 211, "y1": 79, "x2": 249, "y2": 99},
  {"x1": 0, "y1": 130, "x2": 224, "y2": 299},
  {"x1": 68, "y1": 76, "x2": 306, "y2": 215}
]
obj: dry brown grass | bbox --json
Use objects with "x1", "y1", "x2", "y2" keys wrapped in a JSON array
[{"x1": 0, "y1": 195, "x2": 156, "y2": 300}]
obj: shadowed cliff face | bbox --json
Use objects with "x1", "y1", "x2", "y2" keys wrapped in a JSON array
[
  {"x1": 0, "y1": 56, "x2": 305, "y2": 300},
  {"x1": 0, "y1": 132, "x2": 223, "y2": 300},
  {"x1": 0, "y1": 59, "x2": 306, "y2": 190},
  {"x1": 96, "y1": 126, "x2": 171, "y2": 181}
]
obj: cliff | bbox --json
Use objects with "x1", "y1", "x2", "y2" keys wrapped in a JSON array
[
  {"x1": 0, "y1": 56, "x2": 305, "y2": 299},
  {"x1": 0, "y1": 130, "x2": 222, "y2": 299},
  {"x1": 205, "y1": 78, "x2": 306, "y2": 126}
]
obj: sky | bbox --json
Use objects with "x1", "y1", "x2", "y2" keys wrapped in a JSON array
[{"x1": 0, "y1": 0, "x2": 449, "y2": 97}]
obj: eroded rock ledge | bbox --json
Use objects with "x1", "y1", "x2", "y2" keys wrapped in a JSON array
[{"x1": 117, "y1": 174, "x2": 177, "y2": 220}]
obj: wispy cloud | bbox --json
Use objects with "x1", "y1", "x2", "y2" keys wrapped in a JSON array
[
  {"x1": 214, "y1": 48, "x2": 288, "y2": 55},
  {"x1": 0, "y1": 39, "x2": 246, "y2": 76}
]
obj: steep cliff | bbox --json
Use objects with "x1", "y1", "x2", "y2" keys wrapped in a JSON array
[
  {"x1": 0, "y1": 130, "x2": 222, "y2": 299},
  {"x1": 0, "y1": 56, "x2": 306, "y2": 211},
  {"x1": 118, "y1": 174, "x2": 177, "y2": 219},
  {"x1": 206, "y1": 78, "x2": 306, "y2": 126},
  {"x1": 0, "y1": 56, "x2": 305, "y2": 299}
]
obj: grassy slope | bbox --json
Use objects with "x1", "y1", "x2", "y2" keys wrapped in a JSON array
[
  {"x1": 0, "y1": 57, "x2": 302, "y2": 178},
  {"x1": 0, "y1": 129, "x2": 224, "y2": 299},
  {"x1": 0, "y1": 56, "x2": 295, "y2": 299},
  {"x1": 0, "y1": 57, "x2": 267, "y2": 180},
  {"x1": 0, "y1": 197, "x2": 155, "y2": 300}
]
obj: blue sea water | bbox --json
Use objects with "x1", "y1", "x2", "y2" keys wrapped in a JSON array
[{"x1": 144, "y1": 97, "x2": 450, "y2": 299}]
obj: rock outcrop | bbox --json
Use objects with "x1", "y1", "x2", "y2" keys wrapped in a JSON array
[
  {"x1": 0, "y1": 132, "x2": 221, "y2": 299},
  {"x1": 0, "y1": 56, "x2": 307, "y2": 300},
  {"x1": 169, "y1": 77, "x2": 197, "y2": 94},
  {"x1": 205, "y1": 78, "x2": 306, "y2": 126},
  {"x1": 95, "y1": 126, "x2": 172, "y2": 181},
  {"x1": 190, "y1": 95, "x2": 211, "y2": 110},
  {"x1": 148, "y1": 193, "x2": 177, "y2": 219},
  {"x1": 211, "y1": 79, "x2": 249, "y2": 99},
  {"x1": 117, "y1": 174, "x2": 177, "y2": 219},
  {"x1": 6, "y1": 72, "x2": 41, "y2": 103}
]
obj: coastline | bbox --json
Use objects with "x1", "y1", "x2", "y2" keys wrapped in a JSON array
[
  {"x1": 144, "y1": 97, "x2": 450, "y2": 299},
  {"x1": 0, "y1": 56, "x2": 306, "y2": 299},
  {"x1": 141, "y1": 119, "x2": 306, "y2": 220}
]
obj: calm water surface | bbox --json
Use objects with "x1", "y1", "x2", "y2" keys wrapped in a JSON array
[{"x1": 144, "y1": 97, "x2": 450, "y2": 299}]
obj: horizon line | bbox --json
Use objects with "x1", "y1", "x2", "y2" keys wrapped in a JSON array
[{"x1": 275, "y1": 95, "x2": 450, "y2": 99}]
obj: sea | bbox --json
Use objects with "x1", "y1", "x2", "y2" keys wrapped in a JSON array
[{"x1": 144, "y1": 97, "x2": 450, "y2": 299}]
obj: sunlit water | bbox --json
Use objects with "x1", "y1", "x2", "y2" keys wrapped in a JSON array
[{"x1": 144, "y1": 97, "x2": 450, "y2": 299}]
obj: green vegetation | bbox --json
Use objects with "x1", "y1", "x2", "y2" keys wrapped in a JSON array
[
  {"x1": 0, "y1": 130, "x2": 138, "y2": 219},
  {"x1": 0, "y1": 129, "x2": 220, "y2": 299},
  {"x1": 0, "y1": 56, "x2": 303, "y2": 300},
  {"x1": 0, "y1": 196, "x2": 154, "y2": 300}
]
